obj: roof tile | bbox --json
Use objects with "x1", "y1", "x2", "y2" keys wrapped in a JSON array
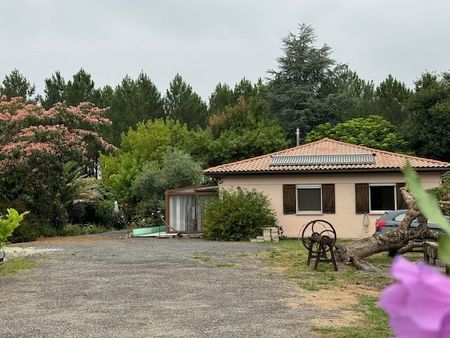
[{"x1": 204, "y1": 138, "x2": 450, "y2": 175}]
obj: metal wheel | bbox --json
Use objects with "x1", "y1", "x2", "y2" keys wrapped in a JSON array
[{"x1": 298, "y1": 220, "x2": 337, "y2": 254}]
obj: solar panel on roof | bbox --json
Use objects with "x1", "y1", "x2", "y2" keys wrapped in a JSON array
[{"x1": 270, "y1": 154, "x2": 375, "y2": 166}]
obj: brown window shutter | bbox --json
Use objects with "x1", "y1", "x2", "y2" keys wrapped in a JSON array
[
  {"x1": 396, "y1": 183, "x2": 407, "y2": 210},
  {"x1": 355, "y1": 183, "x2": 369, "y2": 214},
  {"x1": 283, "y1": 184, "x2": 296, "y2": 214},
  {"x1": 322, "y1": 184, "x2": 335, "y2": 214}
]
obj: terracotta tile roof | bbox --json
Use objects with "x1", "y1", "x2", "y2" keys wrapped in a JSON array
[{"x1": 204, "y1": 138, "x2": 450, "y2": 175}]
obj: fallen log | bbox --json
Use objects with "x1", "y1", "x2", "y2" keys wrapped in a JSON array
[{"x1": 335, "y1": 188, "x2": 441, "y2": 271}]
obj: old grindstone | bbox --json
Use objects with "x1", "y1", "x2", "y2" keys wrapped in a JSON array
[{"x1": 299, "y1": 219, "x2": 338, "y2": 271}]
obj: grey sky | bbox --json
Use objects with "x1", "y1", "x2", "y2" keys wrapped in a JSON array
[{"x1": 1, "y1": 0, "x2": 449, "y2": 100}]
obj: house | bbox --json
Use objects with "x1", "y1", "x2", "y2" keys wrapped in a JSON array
[{"x1": 204, "y1": 138, "x2": 450, "y2": 239}]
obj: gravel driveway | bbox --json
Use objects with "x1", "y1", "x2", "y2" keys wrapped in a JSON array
[{"x1": 0, "y1": 232, "x2": 320, "y2": 337}]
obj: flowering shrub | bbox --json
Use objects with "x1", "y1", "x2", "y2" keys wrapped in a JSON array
[
  {"x1": 0, "y1": 96, "x2": 113, "y2": 226},
  {"x1": 0, "y1": 97, "x2": 113, "y2": 174}
]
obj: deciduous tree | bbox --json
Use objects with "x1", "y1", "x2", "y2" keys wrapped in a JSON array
[
  {"x1": 0, "y1": 97, "x2": 113, "y2": 225},
  {"x1": 100, "y1": 118, "x2": 201, "y2": 202},
  {"x1": 305, "y1": 115, "x2": 411, "y2": 153},
  {"x1": 131, "y1": 148, "x2": 204, "y2": 219}
]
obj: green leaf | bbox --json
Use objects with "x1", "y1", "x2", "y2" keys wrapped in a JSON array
[
  {"x1": 404, "y1": 163, "x2": 450, "y2": 236},
  {"x1": 0, "y1": 208, "x2": 29, "y2": 245},
  {"x1": 439, "y1": 235, "x2": 450, "y2": 266}
]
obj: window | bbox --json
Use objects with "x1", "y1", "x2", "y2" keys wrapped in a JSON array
[
  {"x1": 369, "y1": 184, "x2": 396, "y2": 213},
  {"x1": 284, "y1": 184, "x2": 335, "y2": 215},
  {"x1": 296, "y1": 185, "x2": 322, "y2": 213}
]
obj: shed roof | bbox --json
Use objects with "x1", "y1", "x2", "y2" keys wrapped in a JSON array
[
  {"x1": 165, "y1": 185, "x2": 218, "y2": 195},
  {"x1": 204, "y1": 138, "x2": 450, "y2": 176}
]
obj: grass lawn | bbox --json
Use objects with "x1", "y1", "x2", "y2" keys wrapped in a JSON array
[
  {"x1": 263, "y1": 239, "x2": 424, "y2": 337},
  {"x1": 0, "y1": 257, "x2": 37, "y2": 277}
]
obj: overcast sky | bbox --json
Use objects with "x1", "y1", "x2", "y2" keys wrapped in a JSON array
[{"x1": 1, "y1": 0, "x2": 449, "y2": 100}]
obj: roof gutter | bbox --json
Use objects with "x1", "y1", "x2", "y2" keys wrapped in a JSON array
[{"x1": 204, "y1": 167, "x2": 450, "y2": 178}]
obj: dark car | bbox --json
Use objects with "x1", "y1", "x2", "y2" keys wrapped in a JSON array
[
  {"x1": 374, "y1": 210, "x2": 448, "y2": 256},
  {"x1": 375, "y1": 209, "x2": 450, "y2": 234},
  {"x1": 374, "y1": 210, "x2": 447, "y2": 235}
]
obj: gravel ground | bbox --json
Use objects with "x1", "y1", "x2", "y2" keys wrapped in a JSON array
[
  {"x1": 3, "y1": 246, "x2": 62, "y2": 259},
  {"x1": 0, "y1": 232, "x2": 321, "y2": 337}
]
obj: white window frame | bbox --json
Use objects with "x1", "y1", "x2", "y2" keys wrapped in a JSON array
[
  {"x1": 296, "y1": 184, "x2": 322, "y2": 214},
  {"x1": 369, "y1": 183, "x2": 397, "y2": 214}
]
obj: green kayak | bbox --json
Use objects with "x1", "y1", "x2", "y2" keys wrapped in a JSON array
[{"x1": 132, "y1": 226, "x2": 167, "y2": 237}]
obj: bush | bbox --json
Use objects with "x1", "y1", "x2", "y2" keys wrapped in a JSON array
[
  {"x1": 62, "y1": 224, "x2": 83, "y2": 236},
  {"x1": 203, "y1": 188, "x2": 277, "y2": 241},
  {"x1": 67, "y1": 203, "x2": 86, "y2": 224},
  {"x1": 9, "y1": 219, "x2": 39, "y2": 243},
  {"x1": 38, "y1": 223, "x2": 61, "y2": 237},
  {"x1": 135, "y1": 198, "x2": 164, "y2": 224},
  {"x1": 94, "y1": 200, "x2": 125, "y2": 228},
  {"x1": 94, "y1": 200, "x2": 115, "y2": 225},
  {"x1": 83, "y1": 225, "x2": 111, "y2": 235},
  {"x1": 130, "y1": 148, "x2": 204, "y2": 221}
]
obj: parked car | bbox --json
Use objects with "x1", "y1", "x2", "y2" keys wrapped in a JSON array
[
  {"x1": 375, "y1": 210, "x2": 450, "y2": 256},
  {"x1": 374, "y1": 210, "x2": 448, "y2": 236}
]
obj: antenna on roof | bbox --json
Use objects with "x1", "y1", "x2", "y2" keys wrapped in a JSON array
[{"x1": 296, "y1": 128, "x2": 300, "y2": 146}]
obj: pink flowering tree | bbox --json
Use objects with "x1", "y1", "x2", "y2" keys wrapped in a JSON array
[{"x1": 0, "y1": 96, "x2": 113, "y2": 225}]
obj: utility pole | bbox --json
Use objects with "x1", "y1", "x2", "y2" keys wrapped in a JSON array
[{"x1": 296, "y1": 128, "x2": 300, "y2": 146}]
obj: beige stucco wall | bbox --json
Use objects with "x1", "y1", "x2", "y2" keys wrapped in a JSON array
[{"x1": 219, "y1": 172, "x2": 443, "y2": 239}]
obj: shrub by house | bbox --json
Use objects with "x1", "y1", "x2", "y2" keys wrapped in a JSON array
[{"x1": 203, "y1": 188, "x2": 277, "y2": 241}]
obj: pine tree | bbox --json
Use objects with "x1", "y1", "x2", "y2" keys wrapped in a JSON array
[
  {"x1": 209, "y1": 83, "x2": 234, "y2": 115},
  {"x1": 164, "y1": 74, "x2": 208, "y2": 129},
  {"x1": 209, "y1": 78, "x2": 267, "y2": 115},
  {"x1": 103, "y1": 73, "x2": 164, "y2": 144},
  {"x1": 0, "y1": 69, "x2": 36, "y2": 102},
  {"x1": 65, "y1": 68, "x2": 98, "y2": 106},
  {"x1": 268, "y1": 24, "x2": 344, "y2": 141},
  {"x1": 375, "y1": 74, "x2": 411, "y2": 125},
  {"x1": 41, "y1": 71, "x2": 67, "y2": 108},
  {"x1": 407, "y1": 72, "x2": 450, "y2": 161}
]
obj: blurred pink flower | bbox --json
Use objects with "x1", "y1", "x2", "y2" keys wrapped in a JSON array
[{"x1": 379, "y1": 256, "x2": 450, "y2": 338}]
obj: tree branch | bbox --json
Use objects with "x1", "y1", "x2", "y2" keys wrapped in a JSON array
[{"x1": 397, "y1": 241, "x2": 424, "y2": 254}]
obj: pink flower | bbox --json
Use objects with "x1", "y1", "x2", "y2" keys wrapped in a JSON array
[{"x1": 379, "y1": 256, "x2": 450, "y2": 338}]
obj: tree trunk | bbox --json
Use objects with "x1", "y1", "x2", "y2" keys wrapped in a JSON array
[{"x1": 335, "y1": 188, "x2": 441, "y2": 270}]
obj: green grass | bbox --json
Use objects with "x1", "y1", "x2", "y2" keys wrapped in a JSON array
[
  {"x1": 191, "y1": 255, "x2": 211, "y2": 262},
  {"x1": 264, "y1": 239, "x2": 393, "y2": 291},
  {"x1": 214, "y1": 262, "x2": 237, "y2": 268},
  {"x1": 315, "y1": 296, "x2": 391, "y2": 338},
  {"x1": 84, "y1": 225, "x2": 112, "y2": 235},
  {"x1": 62, "y1": 224, "x2": 113, "y2": 236},
  {"x1": 262, "y1": 239, "x2": 412, "y2": 337},
  {"x1": 191, "y1": 254, "x2": 238, "y2": 268},
  {"x1": 0, "y1": 257, "x2": 37, "y2": 277}
]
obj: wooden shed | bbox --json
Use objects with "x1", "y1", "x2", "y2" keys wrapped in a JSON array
[{"x1": 164, "y1": 186, "x2": 218, "y2": 234}]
